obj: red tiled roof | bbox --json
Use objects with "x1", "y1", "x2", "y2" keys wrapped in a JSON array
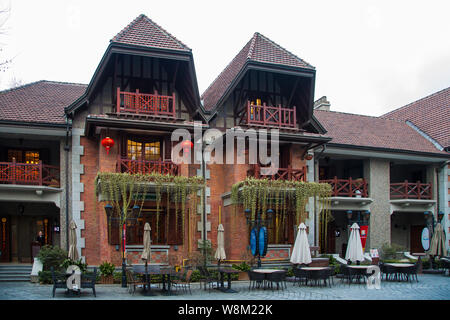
[
  {"x1": 201, "y1": 32, "x2": 314, "y2": 111},
  {"x1": 0, "y1": 81, "x2": 86, "y2": 125},
  {"x1": 111, "y1": 14, "x2": 191, "y2": 52},
  {"x1": 314, "y1": 109, "x2": 448, "y2": 155},
  {"x1": 381, "y1": 86, "x2": 450, "y2": 149}
]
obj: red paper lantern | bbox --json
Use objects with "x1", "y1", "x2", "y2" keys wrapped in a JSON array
[
  {"x1": 181, "y1": 140, "x2": 193, "y2": 154},
  {"x1": 101, "y1": 137, "x2": 115, "y2": 154}
]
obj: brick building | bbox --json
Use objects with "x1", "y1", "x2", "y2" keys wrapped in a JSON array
[{"x1": 0, "y1": 14, "x2": 448, "y2": 266}]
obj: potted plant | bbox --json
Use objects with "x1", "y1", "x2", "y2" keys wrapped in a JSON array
[
  {"x1": 99, "y1": 261, "x2": 115, "y2": 284},
  {"x1": 232, "y1": 262, "x2": 251, "y2": 280}
]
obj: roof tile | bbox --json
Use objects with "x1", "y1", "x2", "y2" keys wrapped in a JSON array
[
  {"x1": 111, "y1": 14, "x2": 191, "y2": 52},
  {"x1": 201, "y1": 32, "x2": 314, "y2": 111},
  {"x1": 381, "y1": 86, "x2": 450, "y2": 149},
  {"x1": 314, "y1": 109, "x2": 448, "y2": 155},
  {"x1": 0, "y1": 81, "x2": 86, "y2": 125}
]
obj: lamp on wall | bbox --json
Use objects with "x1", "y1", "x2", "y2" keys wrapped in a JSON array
[{"x1": 346, "y1": 210, "x2": 353, "y2": 220}]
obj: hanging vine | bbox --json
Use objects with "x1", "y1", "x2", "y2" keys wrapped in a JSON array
[
  {"x1": 95, "y1": 172, "x2": 204, "y2": 242},
  {"x1": 231, "y1": 177, "x2": 332, "y2": 243}
]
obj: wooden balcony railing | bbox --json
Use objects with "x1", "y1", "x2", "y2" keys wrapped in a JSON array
[
  {"x1": 0, "y1": 160, "x2": 60, "y2": 187},
  {"x1": 249, "y1": 164, "x2": 307, "y2": 182},
  {"x1": 117, "y1": 88, "x2": 176, "y2": 118},
  {"x1": 390, "y1": 181, "x2": 432, "y2": 200},
  {"x1": 243, "y1": 101, "x2": 296, "y2": 128},
  {"x1": 117, "y1": 158, "x2": 179, "y2": 176},
  {"x1": 319, "y1": 177, "x2": 368, "y2": 198}
]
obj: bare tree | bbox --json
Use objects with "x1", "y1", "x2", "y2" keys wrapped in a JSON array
[{"x1": 0, "y1": 2, "x2": 12, "y2": 73}]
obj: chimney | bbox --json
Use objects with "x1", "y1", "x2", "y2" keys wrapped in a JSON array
[{"x1": 314, "y1": 96, "x2": 330, "y2": 111}]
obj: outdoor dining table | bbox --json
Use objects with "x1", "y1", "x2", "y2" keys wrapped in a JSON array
[
  {"x1": 346, "y1": 265, "x2": 371, "y2": 284},
  {"x1": 299, "y1": 267, "x2": 332, "y2": 286},
  {"x1": 384, "y1": 263, "x2": 415, "y2": 282},
  {"x1": 251, "y1": 269, "x2": 286, "y2": 290},
  {"x1": 217, "y1": 268, "x2": 240, "y2": 293},
  {"x1": 133, "y1": 266, "x2": 178, "y2": 296}
]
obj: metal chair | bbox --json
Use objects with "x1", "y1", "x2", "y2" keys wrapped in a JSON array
[
  {"x1": 266, "y1": 271, "x2": 286, "y2": 291},
  {"x1": 197, "y1": 266, "x2": 217, "y2": 292},
  {"x1": 80, "y1": 267, "x2": 97, "y2": 297},
  {"x1": 51, "y1": 267, "x2": 67, "y2": 298},
  {"x1": 293, "y1": 267, "x2": 308, "y2": 286},
  {"x1": 126, "y1": 270, "x2": 146, "y2": 295},
  {"x1": 248, "y1": 271, "x2": 266, "y2": 290},
  {"x1": 172, "y1": 269, "x2": 193, "y2": 294}
]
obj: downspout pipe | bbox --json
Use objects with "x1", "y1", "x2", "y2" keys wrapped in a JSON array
[
  {"x1": 64, "y1": 114, "x2": 71, "y2": 251},
  {"x1": 313, "y1": 145, "x2": 326, "y2": 247}
]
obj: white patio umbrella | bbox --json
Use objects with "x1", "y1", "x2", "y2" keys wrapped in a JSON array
[
  {"x1": 429, "y1": 223, "x2": 447, "y2": 257},
  {"x1": 290, "y1": 223, "x2": 312, "y2": 265},
  {"x1": 345, "y1": 223, "x2": 365, "y2": 263},
  {"x1": 68, "y1": 220, "x2": 79, "y2": 261},
  {"x1": 214, "y1": 224, "x2": 226, "y2": 267}
]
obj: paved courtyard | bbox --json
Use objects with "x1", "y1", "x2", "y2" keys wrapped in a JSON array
[{"x1": 1, "y1": 274, "x2": 449, "y2": 300}]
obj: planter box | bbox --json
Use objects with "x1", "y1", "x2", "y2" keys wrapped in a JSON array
[
  {"x1": 100, "y1": 275, "x2": 114, "y2": 284},
  {"x1": 309, "y1": 258, "x2": 329, "y2": 267},
  {"x1": 238, "y1": 271, "x2": 249, "y2": 281}
]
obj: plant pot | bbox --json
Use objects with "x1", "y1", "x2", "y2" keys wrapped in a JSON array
[
  {"x1": 100, "y1": 275, "x2": 114, "y2": 284},
  {"x1": 238, "y1": 271, "x2": 249, "y2": 281}
]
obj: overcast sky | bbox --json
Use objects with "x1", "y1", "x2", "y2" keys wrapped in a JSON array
[{"x1": 1, "y1": 0, "x2": 449, "y2": 116}]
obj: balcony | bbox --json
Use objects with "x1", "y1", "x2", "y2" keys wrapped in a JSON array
[
  {"x1": 117, "y1": 158, "x2": 179, "y2": 176},
  {"x1": 116, "y1": 88, "x2": 176, "y2": 118},
  {"x1": 319, "y1": 177, "x2": 368, "y2": 198},
  {"x1": 248, "y1": 164, "x2": 306, "y2": 182},
  {"x1": 242, "y1": 101, "x2": 296, "y2": 128},
  {"x1": 0, "y1": 160, "x2": 60, "y2": 187},
  {"x1": 390, "y1": 181, "x2": 432, "y2": 200}
]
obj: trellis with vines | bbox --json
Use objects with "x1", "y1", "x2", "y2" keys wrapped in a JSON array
[
  {"x1": 231, "y1": 177, "x2": 332, "y2": 247},
  {"x1": 95, "y1": 172, "x2": 204, "y2": 241}
]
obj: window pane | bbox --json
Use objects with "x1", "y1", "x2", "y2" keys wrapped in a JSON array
[
  {"x1": 8, "y1": 150, "x2": 23, "y2": 162},
  {"x1": 25, "y1": 151, "x2": 40, "y2": 164},
  {"x1": 144, "y1": 142, "x2": 160, "y2": 161}
]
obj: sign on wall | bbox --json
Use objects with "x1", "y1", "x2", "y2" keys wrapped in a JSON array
[{"x1": 421, "y1": 227, "x2": 430, "y2": 251}]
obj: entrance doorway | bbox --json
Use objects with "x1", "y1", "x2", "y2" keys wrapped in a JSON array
[
  {"x1": 0, "y1": 216, "x2": 10, "y2": 262},
  {"x1": 410, "y1": 225, "x2": 425, "y2": 253},
  {"x1": 0, "y1": 202, "x2": 60, "y2": 263}
]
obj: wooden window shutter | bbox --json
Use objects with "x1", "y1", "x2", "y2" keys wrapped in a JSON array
[{"x1": 108, "y1": 217, "x2": 120, "y2": 245}]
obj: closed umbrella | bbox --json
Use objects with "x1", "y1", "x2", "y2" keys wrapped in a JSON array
[
  {"x1": 141, "y1": 223, "x2": 154, "y2": 295},
  {"x1": 345, "y1": 223, "x2": 364, "y2": 263},
  {"x1": 141, "y1": 222, "x2": 152, "y2": 265},
  {"x1": 68, "y1": 220, "x2": 79, "y2": 261},
  {"x1": 290, "y1": 223, "x2": 312, "y2": 265},
  {"x1": 214, "y1": 224, "x2": 226, "y2": 267},
  {"x1": 429, "y1": 223, "x2": 447, "y2": 257}
]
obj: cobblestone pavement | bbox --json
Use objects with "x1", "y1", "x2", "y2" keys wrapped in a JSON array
[{"x1": 1, "y1": 274, "x2": 449, "y2": 300}]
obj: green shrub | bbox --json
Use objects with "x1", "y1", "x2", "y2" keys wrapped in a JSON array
[
  {"x1": 232, "y1": 262, "x2": 251, "y2": 272},
  {"x1": 286, "y1": 267, "x2": 294, "y2": 277},
  {"x1": 38, "y1": 270, "x2": 53, "y2": 284},
  {"x1": 99, "y1": 262, "x2": 115, "y2": 276},
  {"x1": 113, "y1": 271, "x2": 122, "y2": 283},
  {"x1": 37, "y1": 245, "x2": 68, "y2": 271},
  {"x1": 380, "y1": 243, "x2": 406, "y2": 260}
]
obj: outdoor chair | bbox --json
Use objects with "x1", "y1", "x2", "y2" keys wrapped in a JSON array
[
  {"x1": 318, "y1": 268, "x2": 333, "y2": 287},
  {"x1": 266, "y1": 271, "x2": 286, "y2": 291},
  {"x1": 51, "y1": 267, "x2": 67, "y2": 298},
  {"x1": 248, "y1": 271, "x2": 266, "y2": 290},
  {"x1": 383, "y1": 265, "x2": 398, "y2": 281},
  {"x1": 340, "y1": 264, "x2": 352, "y2": 285},
  {"x1": 197, "y1": 266, "x2": 218, "y2": 292},
  {"x1": 80, "y1": 267, "x2": 97, "y2": 297},
  {"x1": 440, "y1": 258, "x2": 450, "y2": 276},
  {"x1": 172, "y1": 269, "x2": 193, "y2": 295},
  {"x1": 126, "y1": 270, "x2": 146, "y2": 295},
  {"x1": 404, "y1": 263, "x2": 419, "y2": 282},
  {"x1": 293, "y1": 267, "x2": 308, "y2": 286}
]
